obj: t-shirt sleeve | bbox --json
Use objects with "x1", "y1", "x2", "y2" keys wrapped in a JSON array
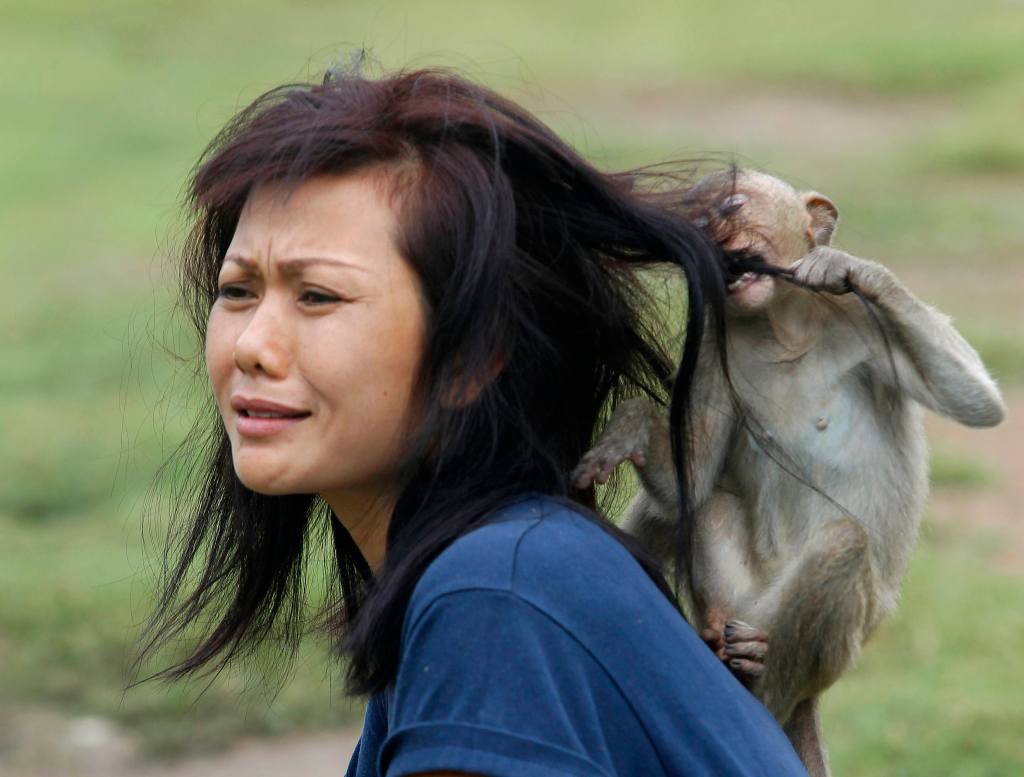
[{"x1": 379, "y1": 588, "x2": 618, "y2": 777}]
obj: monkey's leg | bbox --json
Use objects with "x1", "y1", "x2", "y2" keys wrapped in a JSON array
[
  {"x1": 783, "y1": 697, "x2": 831, "y2": 777},
  {"x1": 756, "y1": 517, "x2": 876, "y2": 725},
  {"x1": 689, "y1": 493, "x2": 762, "y2": 658},
  {"x1": 620, "y1": 489, "x2": 677, "y2": 555}
]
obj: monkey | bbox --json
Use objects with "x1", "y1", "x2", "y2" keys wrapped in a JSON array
[{"x1": 573, "y1": 169, "x2": 1007, "y2": 776}]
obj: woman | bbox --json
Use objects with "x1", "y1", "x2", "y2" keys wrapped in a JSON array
[{"x1": 136, "y1": 66, "x2": 808, "y2": 776}]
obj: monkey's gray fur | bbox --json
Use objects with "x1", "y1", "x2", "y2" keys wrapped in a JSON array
[{"x1": 574, "y1": 170, "x2": 1006, "y2": 777}]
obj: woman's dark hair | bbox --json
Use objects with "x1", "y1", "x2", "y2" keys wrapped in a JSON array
[{"x1": 133, "y1": 65, "x2": 728, "y2": 696}]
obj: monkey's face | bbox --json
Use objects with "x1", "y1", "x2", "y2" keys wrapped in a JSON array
[
  {"x1": 692, "y1": 170, "x2": 835, "y2": 316},
  {"x1": 205, "y1": 172, "x2": 427, "y2": 516}
]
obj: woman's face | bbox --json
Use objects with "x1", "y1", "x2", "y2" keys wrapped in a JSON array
[{"x1": 205, "y1": 172, "x2": 427, "y2": 510}]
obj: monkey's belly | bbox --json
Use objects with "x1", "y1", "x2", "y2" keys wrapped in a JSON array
[{"x1": 712, "y1": 401, "x2": 927, "y2": 621}]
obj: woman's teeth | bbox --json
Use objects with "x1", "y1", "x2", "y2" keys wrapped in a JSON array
[{"x1": 246, "y1": 411, "x2": 286, "y2": 418}]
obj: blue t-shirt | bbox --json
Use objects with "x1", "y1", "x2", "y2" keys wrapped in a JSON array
[{"x1": 346, "y1": 496, "x2": 807, "y2": 776}]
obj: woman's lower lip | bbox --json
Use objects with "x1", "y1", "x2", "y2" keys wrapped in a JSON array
[{"x1": 235, "y1": 414, "x2": 309, "y2": 437}]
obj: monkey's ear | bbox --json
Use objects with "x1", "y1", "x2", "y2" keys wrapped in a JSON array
[{"x1": 802, "y1": 192, "x2": 839, "y2": 246}]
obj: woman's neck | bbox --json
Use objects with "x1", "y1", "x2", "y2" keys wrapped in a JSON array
[{"x1": 322, "y1": 486, "x2": 396, "y2": 573}]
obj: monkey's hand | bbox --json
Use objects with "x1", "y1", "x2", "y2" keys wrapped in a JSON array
[
  {"x1": 572, "y1": 397, "x2": 655, "y2": 488},
  {"x1": 722, "y1": 619, "x2": 769, "y2": 688},
  {"x1": 788, "y1": 246, "x2": 890, "y2": 302}
]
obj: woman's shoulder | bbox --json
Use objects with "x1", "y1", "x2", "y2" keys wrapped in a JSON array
[
  {"x1": 395, "y1": 498, "x2": 805, "y2": 777},
  {"x1": 408, "y1": 494, "x2": 672, "y2": 634}
]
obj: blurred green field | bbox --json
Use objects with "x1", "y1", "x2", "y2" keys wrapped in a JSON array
[{"x1": 2, "y1": 0, "x2": 1022, "y2": 773}]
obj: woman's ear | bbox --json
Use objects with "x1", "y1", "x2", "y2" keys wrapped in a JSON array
[
  {"x1": 443, "y1": 354, "x2": 506, "y2": 408},
  {"x1": 802, "y1": 191, "x2": 839, "y2": 246}
]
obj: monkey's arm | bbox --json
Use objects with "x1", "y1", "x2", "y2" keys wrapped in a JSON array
[
  {"x1": 792, "y1": 246, "x2": 1006, "y2": 427},
  {"x1": 631, "y1": 386, "x2": 736, "y2": 517},
  {"x1": 572, "y1": 335, "x2": 736, "y2": 515}
]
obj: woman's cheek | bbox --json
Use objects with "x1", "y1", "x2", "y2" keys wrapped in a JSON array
[{"x1": 205, "y1": 311, "x2": 235, "y2": 414}]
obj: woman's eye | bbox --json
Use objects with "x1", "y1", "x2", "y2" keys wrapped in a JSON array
[
  {"x1": 217, "y1": 284, "x2": 253, "y2": 301},
  {"x1": 300, "y1": 289, "x2": 341, "y2": 305}
]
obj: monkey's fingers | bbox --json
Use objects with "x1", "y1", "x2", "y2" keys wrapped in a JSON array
[
  {"x1": 570, "y1": 456, "x2": 604, "y2": 488},
  {"x1": 728, "y1": 658, "x2": 765, "y2": 684},
  {"x1": 594, "y1": 460, "x2": 618, "y2": 485},
  {"x1": 724, "y1": 640, "x2": 767, "y2": 662},
  {"x1": 596, "y1": 449, "x2": 644, "y2": 476},
  {"x1": 572, "y1": 447, "x2": 625, "y2": 486},
  {"x1": 723, "y1": 619, "x2": 769, "y2": 644},
  {"x1": 570, "y1": 468, "x2": 592, "y2": 489}
]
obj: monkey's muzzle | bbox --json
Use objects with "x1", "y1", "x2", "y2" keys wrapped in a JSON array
[{"x1": 721, "y1": 249, "x2": 772, "y2": 293}]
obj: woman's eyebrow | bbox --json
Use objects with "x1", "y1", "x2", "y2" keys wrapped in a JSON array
[{"x1": 223, "y1": 254, "x2": 369, "y2": 274}]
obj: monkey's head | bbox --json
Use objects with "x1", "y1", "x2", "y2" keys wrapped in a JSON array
[{"x1": 685, "y1": 169, "x2": 838, "y2": 315}]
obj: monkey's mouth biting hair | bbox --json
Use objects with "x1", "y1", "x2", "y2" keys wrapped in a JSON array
[
  {"x1": 679, "y1": 170, "x2": 786, "y2": 295},
  {"x1": 680, "y1": 165, "x2": 846, "y2": 299},
  {"x1": 720, "y1": 249, "x2": 780, "y2": 294}
]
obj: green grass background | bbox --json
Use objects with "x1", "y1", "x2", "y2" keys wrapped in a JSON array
[{"x1": 2, "y1": 0, "x2": 1022, "y2": 772}]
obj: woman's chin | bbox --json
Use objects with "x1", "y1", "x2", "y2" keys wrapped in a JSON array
[{"x1": 232, "y1": 454, "x2": 307, "y2": 496}]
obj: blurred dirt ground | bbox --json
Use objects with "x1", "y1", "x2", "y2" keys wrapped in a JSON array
[
  {"x1": 0, "y1": 711, "x2": 361, "y2": 777},
  {"x1": 924, "y1": 390, "x2": 1023, "y2": 571}
]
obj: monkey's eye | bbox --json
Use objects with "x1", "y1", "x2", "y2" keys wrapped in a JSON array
[{"x1": 718, "y1": 193, "x2": 748, "y2": 216}]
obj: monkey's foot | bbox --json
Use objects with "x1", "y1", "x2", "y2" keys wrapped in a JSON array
[{"x1": 723, "y1": 619, "x2": 768, "y2": 686}]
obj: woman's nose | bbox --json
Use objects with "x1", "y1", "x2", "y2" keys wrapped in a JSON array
[{"x1": 232, "y1": 300, "x2": 291, "y2": 378}]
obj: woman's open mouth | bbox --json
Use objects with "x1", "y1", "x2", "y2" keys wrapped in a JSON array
[
  {"x1": 231, "y1": 395, "x2": 312, "y2": 437},
  {"x1": 236, "y1": 409, "x2": 311, "y2": 437}
]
